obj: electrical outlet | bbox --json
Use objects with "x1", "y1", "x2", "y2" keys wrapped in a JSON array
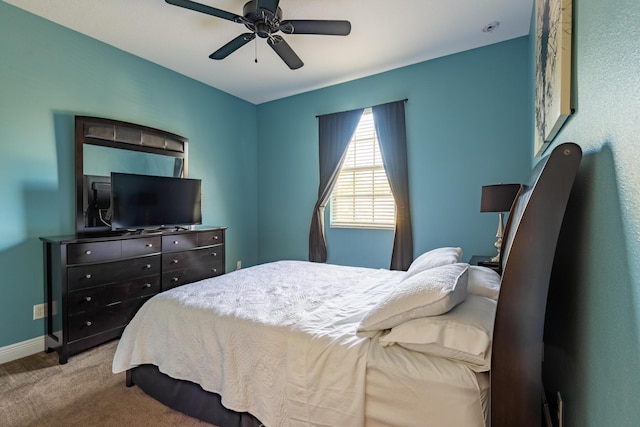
[
  {"x1": 236, "y1": 260, "x2": 242, "y2": 270},
  {"x1": 33, "y1": 303, "x2": 46, "y2": 320}
]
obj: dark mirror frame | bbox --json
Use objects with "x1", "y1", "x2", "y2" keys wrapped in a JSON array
[{"x1": 74, "y1": 116, "x2": 189, "y2": 236}]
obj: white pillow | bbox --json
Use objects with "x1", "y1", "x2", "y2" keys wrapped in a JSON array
[
  {"x1": 378, "y1": 294, "x2": 497, "y2": 372},
  {"x1": 405, "y1": 247, "x2": 462, "y2": 279},
  {"x1": 358, "y1": 263, "x2": 469, "y2": 333},
  {"x1": 468, "y1": 265, "x2": 501, "y2": 300}
]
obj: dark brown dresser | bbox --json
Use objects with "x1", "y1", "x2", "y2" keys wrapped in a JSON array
[{"x1": 41, "y1": 226, "x2": 226, "y2": 364}]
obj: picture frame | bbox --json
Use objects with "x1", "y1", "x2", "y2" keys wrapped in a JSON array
[{"x1": 534, "y1": 0, "x2": 573, "y2": 156}]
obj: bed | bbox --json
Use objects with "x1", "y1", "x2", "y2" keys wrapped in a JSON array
[{"x1": 112, "y1": 142, "x2": 582, "y2": 427}]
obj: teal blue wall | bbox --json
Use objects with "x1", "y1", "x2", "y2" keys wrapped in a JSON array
[
  {"x1": 0, "y1": 2, "x2": 258, "y2": 347},
  {"x1": 5, "y1": 0, "x2": 639, "y2": 423},
  {"x1": 539, "y1": 0, "x2": 640, "y2": 425},
  {"x1": 256, "y1": 38, "x2": 531, "y2": 268}
]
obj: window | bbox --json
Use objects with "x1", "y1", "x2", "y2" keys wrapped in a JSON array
[{"x1": 330, "y1": 108, "x2": 396, "y2": 229}]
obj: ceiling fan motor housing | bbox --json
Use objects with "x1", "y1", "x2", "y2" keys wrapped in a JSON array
[{"x1": 243, "y1": 0, "x2": 282, "y2": 38}]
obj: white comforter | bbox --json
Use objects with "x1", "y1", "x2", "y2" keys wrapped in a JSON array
[{"x1": 113, "y1": 260, "x2": 406, "y2": 426}]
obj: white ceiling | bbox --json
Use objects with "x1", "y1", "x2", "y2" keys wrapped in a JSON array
[{"x1": 5, "y1": 0, "x2": 533, "y2": 105}]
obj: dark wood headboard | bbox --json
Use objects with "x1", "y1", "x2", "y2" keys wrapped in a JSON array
[{"x1": 491, "y1": 142, "x2": 582, "y2": 426}]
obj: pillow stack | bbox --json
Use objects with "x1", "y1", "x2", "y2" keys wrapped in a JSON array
[
  {"x1": 378, "y1": 294, "x2": 496, "y2": 372},
  {"x1": 404, "y1": 246, "x2": 463, "y2": 280},
  {"x1": 358, "y1": 262, "x2": 469, "y2": 332},
  {"x1": 357, "y1": 247, "x2": 500, "y2": 372},
  {"x1": 467, "y1": 265, "x2": 501, "y2": 300}
]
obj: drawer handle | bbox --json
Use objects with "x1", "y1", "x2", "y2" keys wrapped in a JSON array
[
  {"x1": 214, "y1": 236, "x2": 219, "y2": 240},
  {"x1": 85, "y1": 321, "x2": 92, "y2": 327},
  {"x1": 146, "y1": 243, "x2": 153, "y2": 248},
  {"x1": 211, "y1": 268, "x2": 217, "y2": 273},
  {"x1": 171, "y1": 277, "x2": 179, "y2": 282},
  {"x1": 173, "y1": 240, "x2": 179, "y2": 245},
  {"x1": 85, "y1": 274, "x2": 92, "y2": 279},
  {"x1": 171, "y1": 259, "x2": 179, "y2": 264},
  {"x1": 84, "y1": 296, "x2": 92, "y2": 302},
  {"x1": 144, "y1": 264, "x2": 152, "y2": 269},
  {"x1": 211, "y1": 252, "x2": 217, "y2": 257},
  {"x1": 144, "y1": 283, "x2": 152, "y2": 288},
  {"x1": 85, "y1": 250, "x2": 92, "y2": 255}
]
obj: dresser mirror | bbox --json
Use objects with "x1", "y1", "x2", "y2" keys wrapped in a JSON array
[{"x1": 75, "y1": 116, "x2": 188, "y2": 236}]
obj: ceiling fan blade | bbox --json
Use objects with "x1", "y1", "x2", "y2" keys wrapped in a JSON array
[
  {"x1": 210, "y1": 33, "x2": 256, "y2": 60},
  {"x1": 165, "y1": 0, "x2": 244, "y2": 23},
  {"x1": 256, "y1": 0, "x2": 280, "y2": 14},
  {"x1": 280, "y1": 20, "x2": 351, "y2": 36},
  {"x1": 267, "y1": 35, "x2": 303, "y2": 70}
]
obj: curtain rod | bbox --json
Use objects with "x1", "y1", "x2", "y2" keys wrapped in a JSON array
[{"x1": 316, "y1": 98, "x2": 408, "y2": 118}]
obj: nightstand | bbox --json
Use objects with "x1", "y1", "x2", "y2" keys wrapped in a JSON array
[{"x1": 469, "y1": 255, "x2": 501, "y2": 274}]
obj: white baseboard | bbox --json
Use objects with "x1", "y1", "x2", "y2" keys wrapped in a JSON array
[{"x1": 0, "y1": 336, "x2": 45, "y2": 365}]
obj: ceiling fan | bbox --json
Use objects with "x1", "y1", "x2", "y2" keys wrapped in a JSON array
[{"x1": 165, "y1": 0, "x2": 352, "y2": 70}]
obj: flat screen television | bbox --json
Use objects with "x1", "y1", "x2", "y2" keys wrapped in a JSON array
[{"x1": 110, "y1": 172, "x2": 202, "y2": 231}]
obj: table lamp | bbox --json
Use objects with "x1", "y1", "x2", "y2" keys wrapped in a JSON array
[{"x1": 481, "y1": 183, "x2": 521, "y2": 262}]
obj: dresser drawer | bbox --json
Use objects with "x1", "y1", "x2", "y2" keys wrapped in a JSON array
[
  {"x1": 68, "y1": 297, "x2": 151, "y2": 342},
  {"x1": 194, "y1": 260, "x2": 225, "y2": 281},
  {"x1": 162, "y1": 269, "x2": 189, "y2": 291},
  {"x1": 194, "y1": 246, "x2": 224, "y2": 263},
  {"x1": 162, "y1": 233, "x2": 198, "y2": 252},
  {"x1": 122, "y1": 236, "x2": 161, "y2": 257},
  {"x1": 162, "y1": 251, "x2": 196, "y2": 272},
  {"x1": 193, "y1": 247, "x2": 224, "y2": 277},
  {"x1": 67, "y1": 255, "x2": 161, "y2": 291},
  {"x1": 162, "y1": 266, "x2": 217, "y2": 290},
  {"x1": 197, "y1": 229, "x2": 224, "y2": 247},
  {"x1": 162, "y1": 247, "x2": 224, "y2": 272},
  {"x1": 67, "y1": 275, "x2": 160, "y2": 315},
  {"x1": 161, "y1": 262, "x2": 224, "y2": 292},
  {"x1": 67, "y1": 241, "x2": 121, "y2": 264}
]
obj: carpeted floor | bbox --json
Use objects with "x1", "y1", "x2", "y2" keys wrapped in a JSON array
[{"x1": 0, "y1": 340, "x2": 214, "y2": 426}]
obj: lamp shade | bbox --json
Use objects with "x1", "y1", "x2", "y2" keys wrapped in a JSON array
[{"x1": 480, "y1": 184, "x2": 521, "y2": 213}]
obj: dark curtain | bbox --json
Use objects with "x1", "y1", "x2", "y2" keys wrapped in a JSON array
[
  {"x1": 372, "y1": 101, "x2": 413, "y2": 270},
  {"x1": 308, "y1": 108, "x2": 364, "y2": 262}
]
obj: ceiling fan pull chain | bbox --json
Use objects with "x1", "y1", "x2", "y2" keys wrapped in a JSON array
[{"x1": 255, "y1": 37, "x2": 258, "y2": 63}]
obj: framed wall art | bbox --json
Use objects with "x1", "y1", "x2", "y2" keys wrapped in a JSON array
[{"x1": 534, "y1": 0, "x2": 573, "y2": 156}]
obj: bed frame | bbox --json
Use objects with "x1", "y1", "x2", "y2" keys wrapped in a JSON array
[{"x1": 125, "y1": 142, "x2": 582, "y2": 427}]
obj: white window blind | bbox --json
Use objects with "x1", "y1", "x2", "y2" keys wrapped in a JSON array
[{"x1": 330, "y1": 108, "x2": 396, "y2": 229}]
